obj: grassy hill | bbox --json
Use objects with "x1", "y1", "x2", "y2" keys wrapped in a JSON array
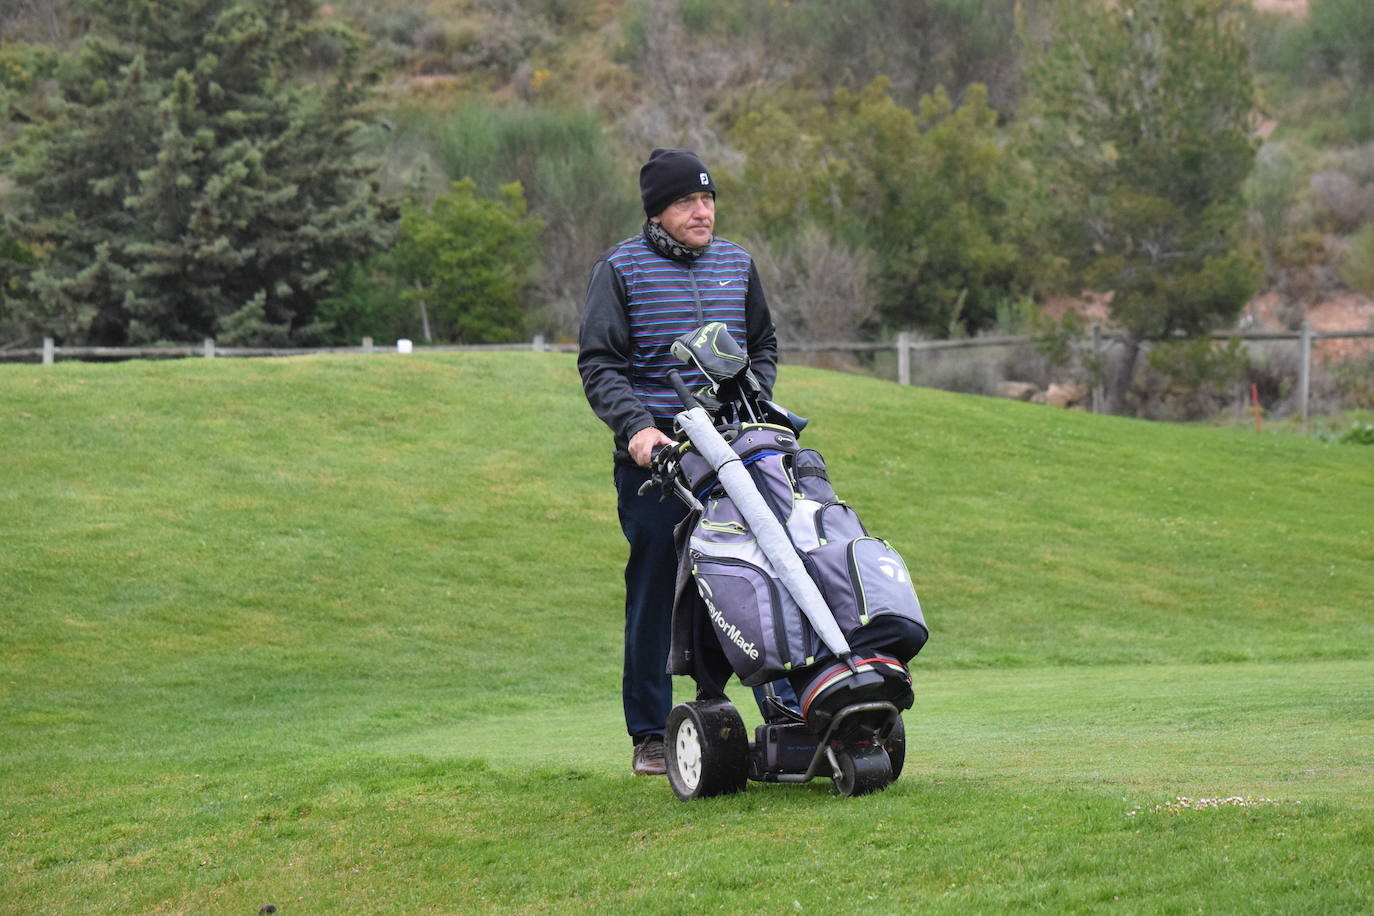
[{"x1": 2, "y1": 353, "x2": 1371, "y2": 913}]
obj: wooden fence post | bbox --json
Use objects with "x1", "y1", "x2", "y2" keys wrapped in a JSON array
[
  {"x1": 1299, "y1": 323, "x2": 1312, "y2": 428},
  {"x1": 897, "y1": 331, "x2": 911, "y2": 386},
  {"x1": 42, "y1": 337, "x2": 55, "y2": 365},
  {"x1": 203, "y1": 338, "x2": 215, "y2": 359}
]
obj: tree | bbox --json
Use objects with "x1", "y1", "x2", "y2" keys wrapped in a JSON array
[
  {"x1": 1310, "y1": 0, "x2": 1374, "y2": 84},
  {"x1": 1025, "y1": 0, "x2": 1262, "y2": 413},
  {"x1": 0, "y1": 219, "x2": 37, "y2": 345},
  {"x1": 6, "y1": 0, "x2": 394, "y2": 345},
  {"x1": 0, "y1": 0, "x2": 85, "y2": 46},
  {"x1": 386, "y1": 179, "x2": 542, "y2": 344},
  {"x1": 425, "y1": 103, "x2": 639, "y2": 339},
  {"x1": 726, "y1": 78, "x2": 1049, "y2": 337},
  {"x1": 786, "y1": 0, "x2": 1029, "y2": 114}
]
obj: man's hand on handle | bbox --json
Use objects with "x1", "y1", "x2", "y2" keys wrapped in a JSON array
[{"x1": 629, "y1": 426, "x2": 674, "y2": 467}]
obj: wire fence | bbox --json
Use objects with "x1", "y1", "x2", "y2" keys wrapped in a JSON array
[
  {"x1": 5, "y1": 328, "x2": 1374, "y2": 422},
  {"x1": 802, "y1": 328, "x2": 1374, "y2": 424}
]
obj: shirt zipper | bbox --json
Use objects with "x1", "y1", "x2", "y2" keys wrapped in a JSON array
[{"x1": 687, "y1": 264, "x2": 704, "y2": 325}]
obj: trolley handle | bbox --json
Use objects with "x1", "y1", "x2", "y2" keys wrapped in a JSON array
[{"x1": 667, "y1": 370, "x2": 702, "y2": 411}]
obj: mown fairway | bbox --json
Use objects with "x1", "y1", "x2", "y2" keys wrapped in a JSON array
[{"x1": 2, "y1": 353, "x2": 1372, "y2": 914}]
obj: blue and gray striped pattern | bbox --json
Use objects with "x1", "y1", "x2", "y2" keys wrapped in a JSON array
[{"x1": 609, "y1": 235, "x2": 753, "y2": 423}]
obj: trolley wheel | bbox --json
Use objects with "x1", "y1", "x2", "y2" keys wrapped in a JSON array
[
  {"x1": 881, "y1": 714, "x2": 906, "y2": 782},
  {"x1": 832, "y1": 744, "x2": 893, "y2": 797},
  {"x1": 664, "y1": 700, "x2": 749, "y2": 801}
]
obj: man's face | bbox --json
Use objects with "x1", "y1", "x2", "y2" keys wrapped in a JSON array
[{"x1": 652, "y1": 191, "x2": 715, "y2": 248}]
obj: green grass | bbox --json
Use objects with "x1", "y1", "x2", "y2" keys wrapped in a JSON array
[{"x1": 2, "y1": 353, "x2": 1372, "y2": 913}]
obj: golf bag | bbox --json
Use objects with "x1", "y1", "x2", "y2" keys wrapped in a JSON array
[{"x1": 657, "y1": 324, "x2": 929, "y2": 735}]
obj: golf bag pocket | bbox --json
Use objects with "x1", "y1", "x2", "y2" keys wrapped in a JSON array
[
  {"x1": 693, "y1": 497, "x2": 752, "y2": 548},
  {"x1": 815, "y1": 501, "x2": 867, "y2": 544},
  {"x1": 745, "y1": 450, "x2": 799, "y2": 521},
  {"x1": 793, "y1": 449, "x2": 836, "y2": 502},
  {"x1": 807, "y1": 536, "x2": 926, "y2": 644},
  {"x1": 677, "y1": 448, "x2": 717, "y2": 495},
  {"x1": 692, "y1": 553, "x2": 815, "y2": 687}
]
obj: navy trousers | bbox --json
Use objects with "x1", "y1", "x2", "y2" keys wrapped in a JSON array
[
  {"x1": 614, "y1": 464, "x2": 798, "y2": 740},
  {"x1": 615, "y1": 464, "x2": 685, "y2": 739}
]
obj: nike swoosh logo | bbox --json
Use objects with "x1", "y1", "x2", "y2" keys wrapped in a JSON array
[{"x1": 718, "y1": 280, "x2": 730, "y2": 286}]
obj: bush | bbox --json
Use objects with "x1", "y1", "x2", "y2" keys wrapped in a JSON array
[
  {"x1": 427, "y1": 103, "x2": 638, "y2": 337},
  {"x1": 746, "y1": 223, "x2": 873, "y2": 346},
  {"x1": 1140, "y1": 337, "x2": 1250, "y2": 422},
  {"x1": 1338, "y1": 223, "x2": 1374, "y2": 296},
  {"x1": 1310, "y1": 169, "x2": 1374, "y2": 232},
  {"x1": 727, "y1": 79, "x2": 1040, "y2": 338},
  {"x1": 0, "y1": 42, "x2": 59, "y2": 92},
  {"x1": 1272, "y1": 230, "x2": 1337, "y2": 310},
  {"x1": 320, "y1": 178, "x2": 542, "y2": 345},
  {"x1": 1333, "y1": 352, "x2": 1374, "y2": 409},
  {"x1": 316, "y1": 260, "x2": 413, "y2": 345},
  {"x1": 1339, "y1": 422, "x2": 1374, "y2": 445},
  {"x1": 1310, "y1": 0, "x2": 1374, "y2": 83},
  {"x1": 390, "y1": 179, "x2": 542, "y2": 343},
  {"x1": 468, "y1": 0, "x2": 598, "y2": 30},
  {"x1": 1247, "y1": 143, "x2": 1302, "y2": 267},
  {"x1": 1247, "y1": 6, "x2": 1317, "y2": 85}
]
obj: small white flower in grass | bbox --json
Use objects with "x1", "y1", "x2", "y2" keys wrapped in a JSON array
[{"x1": 1126, "y1": 795, "x2": 1293, "y2": 816}]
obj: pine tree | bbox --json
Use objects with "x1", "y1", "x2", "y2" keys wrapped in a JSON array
[
  {"x1": 1025, "y1": 0, "x2": 1262, "y2": 413},
  {"x1": 8, "y1": 0, "x2": 394, "y2": 345}
]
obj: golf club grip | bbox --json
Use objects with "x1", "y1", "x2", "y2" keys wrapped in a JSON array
[{"x1": 667, "y1": 370, "x2": 701, "y2": 410}]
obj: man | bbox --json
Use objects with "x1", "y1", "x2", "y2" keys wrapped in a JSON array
[{"x1": 578, "y1": 148, "x2": 781, "y2": 776}]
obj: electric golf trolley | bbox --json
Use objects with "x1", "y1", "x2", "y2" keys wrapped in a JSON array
[{"x1": 644, "y1": 323, "x2": 930, "y2": 799}]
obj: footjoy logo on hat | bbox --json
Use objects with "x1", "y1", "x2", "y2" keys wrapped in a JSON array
[{"x1": 641, "y1": 148, "x2": 717, "y2": 217}]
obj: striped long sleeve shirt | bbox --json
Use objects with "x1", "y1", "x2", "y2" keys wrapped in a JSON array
[{"x1": 578, "y1": 233, "x2": 778, "y2": 463}]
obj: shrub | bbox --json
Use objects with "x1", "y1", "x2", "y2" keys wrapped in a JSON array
[
  {"x1": 1247, "y1": 143, "x2": 1303, "y2": 267},
  {"x1": 390, "y1": 179, "x2": 542, "y2": 344},
  {"x1": 1272, "y1": 230, "x2": 1337, "y2": 310},
  {"x1": 1333, "y1": 352, "x2": 1374, "y2": 409},
  {"x1": 319, "y1": 178, "x2": 542, "y2": 345},
  {"x1": 1141, "y1": 337, "x2": 1250, "y2": 421},
  {"x1": 359, "y1": 6, "x2": 431, "y2": 49},
  {"x1": 1310, "y1": 169, "x2": 1374, "y2": 232},
  {"x1": 746, "y1": 223, "x2": 873, "y2": 346},
  {"x1": 727, "y1": 79, "x2": 1040, "y2": 338},
  {"x1": 1338, "y1": 223, "x2": 1374, "y2": 296},
  {"x1": 0, "y1": 42, "x2": 60, "y2": 92},
  {"x1": 1339, "y1": 422, "x2": 1374, "y2": 445},
  {"x1": 1246, "y1": 6, "x2": 1317, "y2": 85},
  {"x1": 1310, "y1": 0, "x2": 1374, "y2": 83},
  {"x1": 316, "y1": 260, "x2": 413, "y2": 345},
  {"x1": 426, "y1": 103, "x2": 638, "y2": 337}
]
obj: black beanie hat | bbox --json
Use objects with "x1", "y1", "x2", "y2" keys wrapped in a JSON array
[{"x1": 640, "y1": 148, "x2": 715, "y2": 218}]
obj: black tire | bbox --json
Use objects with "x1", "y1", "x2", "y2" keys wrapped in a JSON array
[
  {"x1": 881, "y1": 714, "x2": 906, "y2": 782},
  {"x1": 833, "y1": 744, "x2": 892, "y2": 797},
  {"x1": 664, "y1": 700, "x2": 749, "y2": 801}
]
